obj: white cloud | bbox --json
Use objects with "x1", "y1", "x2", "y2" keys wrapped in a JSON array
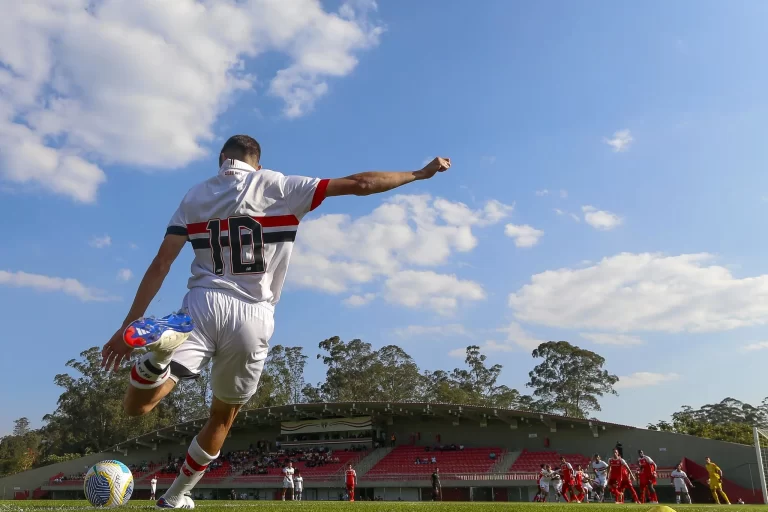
[
  {"x1": 560, "y1": 189, "x2": 568, "y2": 199},
  {"x1": 495, "y1": 322, "x2": 546, "y2": 351},
  {"x1": 604, "y1": 129, "x2": 633, "y2": 152},
  {"x1": 290, "y1": 195, "x2": 510, "y2": 311},
  {"x1": 129, "y1": 243, "x2": 138, "y2": 250},
  {"x1": 384, "y1": 271, "x2": 485, "y2": 314},
  {"x1": 342, "y1": 293, "x2": 375, "y2": 307},
  {"x1": 394, "y1": 324, "x2": 468, "y2": 338},
  {"x1": 509, "y1": 252, "x2": 768, "y2": 333},
  {"x1": 0, "y1": 0, "x2": 382, "y2": 202},
  {"x1": 90, "y1": 235, "x2": 112, "y2": 249},
  {"x1": 504, "y1": 224, "x2": 544, "y2": 248},
  {"x1": 582, "y1": 205, "x2": 623, "y2": 230},
  {"x1": 615, "y1": 372, "x2": 680, "y2": 389},
  {"x1": 0, "y1": 270, "x2": 117, "y2": 302},
  {"x1": 554, "y1": 209, "x2": 580, "y2": 222},
  {"x1": 116, "y1": 268, "x2": 133, "y2": 282},
  {"x1": 536, "y1": 189, "x2": 550, "y2": 197},
  {"x1": 743, "y1": 341, "x2": 768, "y2": 352},
  {"x1": 580, "y1": 332, "x2": 644, "y2": 346},
  {"x1": 448, "y1": 347, "x2": 468, "y2": 358},
  {"x1": 449, "y1": 322, "x2": 545, "y2": 357}
]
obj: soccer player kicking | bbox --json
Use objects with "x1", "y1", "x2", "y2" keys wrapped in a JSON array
[
  {"x1": 637, "y1": 449, "x2": 659, "y2": 504},
  {"x1": 591, "y1": 454, "x2": 609, "y2": 502},
  {"x1": 671, "y1": 463, "x2": 694, "y2": 504},
  {"x1": 705, "y1": 456, "x2": 731, "y2": 504},
  {"x1": 99, "y1": 134, "x2": 451, "y2": 509},
  {"x1": 608, "y1": 448, "x2": 640, "y2": 503},
  {"x1": 345, "y1": 463, "x2": 357, "y2": 502}
]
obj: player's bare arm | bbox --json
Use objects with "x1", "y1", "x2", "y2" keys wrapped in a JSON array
[
  {"x1": 101, "y1": 234, "x2": 187, "y2": 371},
  {"x1": 325, "y1": 157, "x2": 450, "y2": 197}
]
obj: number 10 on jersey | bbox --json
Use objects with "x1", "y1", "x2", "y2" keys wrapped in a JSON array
[{"x1": 206, "y1": 216, "x2": 266, "y2": 275}]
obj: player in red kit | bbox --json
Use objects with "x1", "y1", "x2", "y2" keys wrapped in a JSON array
[
  {"x1": 637, "y1": 449, "x2": 658, "y2": 504},
  {"x1": 345, "y1": 463, "x2": 357, "y2": 502},
  {"x1": 559, "y1": 456, "x2": 584, "y2": 503},
  {"x1": 608, "y1": 448, "x2": 639, "y2": 503}
]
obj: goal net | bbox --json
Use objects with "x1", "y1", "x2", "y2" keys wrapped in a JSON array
[{"x1": 753, "y1": 427, "x2": 768, "y2": 504}]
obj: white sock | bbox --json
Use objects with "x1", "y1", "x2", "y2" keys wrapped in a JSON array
[
  {"x1": 130, "y1": 353, "x2": 171, "y2": 389},
  {"x1": 164, "y1": 437, "x2": 218, "y2": 502}
]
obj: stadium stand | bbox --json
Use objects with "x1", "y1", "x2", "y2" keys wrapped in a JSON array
[
  {"x1": 365, "y1": 445, "x2": 503, "y2": 479},
  {"x1": 232, "y1": 450, "x2": 361, "y2": 483}
]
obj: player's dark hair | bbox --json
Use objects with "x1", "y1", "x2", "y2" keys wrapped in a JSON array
[{"x1": 219, "y1": 135, "x2": 261, "y2": 165}]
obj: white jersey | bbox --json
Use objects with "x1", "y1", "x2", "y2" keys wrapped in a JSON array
[
  {"x1": 538, "y1": 469, "x2": 551, "y2": 491},
  {"x1": 168, "y1": 159, "x2": 327, "y2": 307},
  {"x1": 294, "y1": 475, "x2": 303, "y2": 491},
  {"x1": 150, "y1": 478, "x2": 157, "y2": 491},
  {"x1": 671, "y1": 469, "x2": 689, "y2": 491},
  {"x1": 283, "y1": 467, "x2": 295, "y2": 483},
  {"x1": 592, "y1": 460, "x2": 608, "y2": 485}
]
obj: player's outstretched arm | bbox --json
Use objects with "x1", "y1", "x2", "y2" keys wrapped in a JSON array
[
  {"x1": 325, "y1": 157, "x2": 450, "y2": 197},
  {"x1": 101, "y1": 234, "x2": 187, "y2": 371}
]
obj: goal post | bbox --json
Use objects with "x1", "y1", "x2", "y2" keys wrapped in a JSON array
[{"x1": 753, "y1": 427, "x2": 768, "y2": 504}]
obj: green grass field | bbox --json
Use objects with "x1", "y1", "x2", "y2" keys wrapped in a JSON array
[{"x1": 0, "y1": 502, "x2": 753, "y2": 512}]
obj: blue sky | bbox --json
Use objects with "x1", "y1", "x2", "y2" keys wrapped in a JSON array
[{"x1": 2, "y1": 0, "x2": 768, "y2": 436}]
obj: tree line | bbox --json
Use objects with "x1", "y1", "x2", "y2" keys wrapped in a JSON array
[
  {"x1": 1, "y1": 336, "x2": 762, "y2": 476},
  {"x1": 647, "y1": 397, "x2": 768, "y2": 445}
]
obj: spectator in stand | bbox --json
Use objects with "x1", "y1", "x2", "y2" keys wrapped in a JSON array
[{"x1": 390, "y1": 433, "x2": 396, "y2": 447}]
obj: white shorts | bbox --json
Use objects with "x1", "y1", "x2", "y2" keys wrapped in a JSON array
[
  {"x1": 583, "y1": 483, "x2": 593, "y2": 492},
  {"x1": 674, "y1": 482, "x2": 689, "y2": 493},
  {"x1": 595, "y1": 475, "x2": 607, "y2": 487},
  {"x1": 553, "y1": 480, "x2": 563, "y2": 491},
  {"x1": 170, "y1": 288, "x2": 274, "y2": 404},
  {"x1": 539, "y1": 482, "x2": 550, "y2": 493},
  {"x1": 283, "y1": 480, "x2": 294, "y2": 489}
]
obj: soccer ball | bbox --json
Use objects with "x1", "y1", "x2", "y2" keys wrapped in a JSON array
[{"x1": 83, "y1": 460, "x2": 134, "y2": 507}]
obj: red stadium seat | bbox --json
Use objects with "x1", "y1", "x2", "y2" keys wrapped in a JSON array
[{"x1": 365, "y1": 446, "x2": 504, "y2": 479}]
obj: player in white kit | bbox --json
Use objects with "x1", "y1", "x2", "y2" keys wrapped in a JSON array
[
  {"x1": 671, "y1": 463, "x2": 694, "y2": 504},
  {"x1": 100, "y1": 135, "x2": 451, "y2": 509},
  {"x1": 536, "y1": 464, "x2": 552, "y2": 502},
  {"x1": 591, "y1": 454, "x2": 608, "y2": 502},
  {"x1": 150, "y1": 476, "x2": 158, "y2": 501},
  {"x1": 282, "y1": 462, "x2": 295, "y2": 501},
  {"x1": 294, "y1": 470, "x2": 304, "y2": 501}
]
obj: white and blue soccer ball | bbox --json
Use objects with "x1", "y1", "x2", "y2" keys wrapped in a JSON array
[{"x1": 83, "y1": 460, "x2": 134, "y2": 507}]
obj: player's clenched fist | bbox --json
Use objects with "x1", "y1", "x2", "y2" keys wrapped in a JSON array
[{"x1": 416, "y1": 157, "x2": 451, "y2": 180}]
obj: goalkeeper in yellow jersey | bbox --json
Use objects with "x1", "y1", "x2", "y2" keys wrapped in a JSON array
[{"x1": 705, "y1": 457, "x2": 730, "y2": 504}]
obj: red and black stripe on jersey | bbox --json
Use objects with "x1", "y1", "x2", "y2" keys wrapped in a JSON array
[{"x1": 165, "y1": 214, "x2": 299, "y2": 246}]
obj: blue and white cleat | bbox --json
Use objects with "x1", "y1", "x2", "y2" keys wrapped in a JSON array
[
  {"x1": 156, "y1": 495, "x2": 195, "y2": 509},
  {"x1": 123, "y1": 310, "x2": 194, "y2": 353}
]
